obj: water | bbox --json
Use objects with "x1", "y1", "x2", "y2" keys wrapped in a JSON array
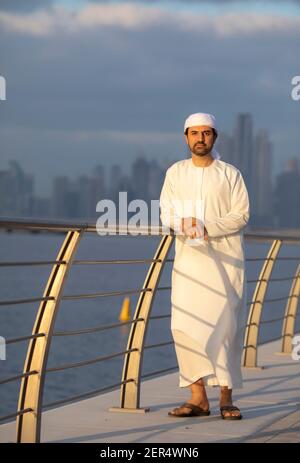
[{"x1": 0, "y1": 231, "x2": 299, "y2": 419}]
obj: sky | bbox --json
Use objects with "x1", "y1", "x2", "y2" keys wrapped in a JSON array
[{"x1": 0, "y1": 0, "x2": 299, "y2": 196}]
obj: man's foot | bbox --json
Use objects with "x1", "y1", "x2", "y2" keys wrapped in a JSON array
[
  {"x1": 220, "y1": 404, "x2": 242, "y2": 420},
  {"x1": 219, "y1": 387, "x2": 242, "y2": 419},
  {"x1": 168, "y1": 400, "x2": 210, "y2": 417}
]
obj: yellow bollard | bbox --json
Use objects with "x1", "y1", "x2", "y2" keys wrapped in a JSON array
[{"x1": 119, "y1": 297, "x2": 130, "y2": 322}]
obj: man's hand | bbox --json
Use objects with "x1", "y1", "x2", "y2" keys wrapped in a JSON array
[{"x1": 181, "y1": 217, "x2": 208, "y2": 241}]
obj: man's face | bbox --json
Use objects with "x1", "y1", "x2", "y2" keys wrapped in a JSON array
[{"x1": 185, "y1": 125, "x2": 216, "y2": 157}]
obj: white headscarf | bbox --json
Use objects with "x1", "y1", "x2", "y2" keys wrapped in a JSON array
[{"x1": 184, "y1": 112, "x2": 221, "y2": 160}]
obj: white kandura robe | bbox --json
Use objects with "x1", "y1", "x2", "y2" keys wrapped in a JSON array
[{"x1": 159, "y1": 158, "x2": 250, "y2": 389}]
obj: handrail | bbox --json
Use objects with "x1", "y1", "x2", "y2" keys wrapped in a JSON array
[
  {"x1": 281, "y1": 264, "x2": 300, "y2": 353},
  {"x1": 0, "y1": 218, "x2": 299, "y2": 442},
  {"x1": 0, "y1": 217, "x2": 300, "y2": 241},
  {"x1": 109, "y1": 233, "x2": 174, "y2": 413},
  {"x1": 15, "y1": 230, "x2": 83, "y2": 443},
  {"x1": 242, "y1": 239, "x2": 282, "y2": 367},
  {"x1": 5, "y1": 259, "x2": 297, "y2": 269}
]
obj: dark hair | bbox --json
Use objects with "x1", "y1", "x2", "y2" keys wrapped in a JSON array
[{"x1": 185, "y1": 127, "x2": 217, "y2": 138}]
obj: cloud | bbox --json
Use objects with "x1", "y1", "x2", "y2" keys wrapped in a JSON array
[
  {"x1": 0, "y1": 0, "x2": 299, "y2": 194},
  {"x1": 0, "y1": 3, "x2": 300, "y2": 37},
  {"x1": 0, "y1": 0, "x2": 54, "y2": 13}
]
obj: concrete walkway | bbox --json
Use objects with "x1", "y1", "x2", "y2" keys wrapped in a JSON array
[{"x1": 1, "y1": 337, "x2": 300, "y2": 443}]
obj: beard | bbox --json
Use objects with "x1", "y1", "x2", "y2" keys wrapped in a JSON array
[{"x1": 191, "y1": 143, "x2": 212, "y2": 157}]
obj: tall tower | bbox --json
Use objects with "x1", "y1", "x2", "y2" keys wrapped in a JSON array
[
  {"x1": 52, "y1": 176, "x2": 69, "y2": 218},
  {"x1": 131, "y1": 156, "x2": 150, "y2": 201},
  {"x1": 274, "y1": 159, "x2": 300, "y2": 228},
  {"x1": 253, "y1": 129, "x2": 273, "y2": 224},
  {"x1": 215, "y1": 132, "x2": 234, "y2": 164},
  {"x1": 233, "y1": 113, "x2": 253, "y2": 195}
]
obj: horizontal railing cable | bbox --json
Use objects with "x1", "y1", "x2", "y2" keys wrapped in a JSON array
[
  {"x1": 53, "y1": 318, "x2": 144, "y2": 337},
  {"x1": 0, "y1": 370, "x2": 38, "y2": 386},
  {"x1": 269, "y1": 276, "x2": 299, "y2": 282},
  {"x1": 0, "y1": 296, "x2": 55, "y2": 307},
  {"x1": 0, "y1": 408, "x2": 33, "y2": 424},
  {"x1": 0, "y1": 258, "x2": 166, "y2": 269},
  {"x1": 42, "y1": 379, "x2": 135, "y2": 410},
  {"x1": 0, "y1": 260, "x2": 66, "y2": 267},
  {"x1": 45, "y1": 348, "x2": 139, "y2": 373},
  {"x1": 73, "y1": 258, "x2": 162, "y2": 265},
  {"x1": 144, "y1": 341, "x2": 173, "y2": 350},
  {"x1": 247, "y1": 276, "x2": 298, "y2": 284},
  {"x1": 149, "y1": 314, "x2": 171, "y2": 320},
  {"x1": 62, "y1": 288, "x2": 152, "y2": 301},
  {"x1": 264, "y1": 295, "x2": 296, "y2": 303},
  {"x1": 2, "y1": 290, "x2": 293, "y2": 308},
  {"x1": 243, "y1": 313, "x2": 296, "y2": 329},
  {"x1": 6, "y1": 333, "x2": 46, "y2": 345},
  {"x1": 141, "y1": 366, "x2": 178, "y2": 379},
  {"x1": 260, "y1": 316, "x2": 291, "y2": 325},
  {"x1": 246, "y1": 295, "x2": 294, "y2": 305},
  {"x1": 246, "y1": 256, "x2": 300, "y2": 262},
  {"x1": 155, "y1": 286, "x2": 171, "y2": 291}
]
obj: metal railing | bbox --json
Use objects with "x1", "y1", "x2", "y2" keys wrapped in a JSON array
[{"x1": 0, "y1": 218, "x2": 299, "y2": 443}]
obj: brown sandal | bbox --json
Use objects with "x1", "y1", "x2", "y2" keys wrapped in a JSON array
[
  {"x1": 168, "y1": 402, "x2": 210, "y2": 418},
  {"x1": 220, "y1": 405, "x2": 242, "y2": 420}
]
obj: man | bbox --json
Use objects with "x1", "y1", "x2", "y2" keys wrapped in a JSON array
[{"x1": 159, "y1": 113, "x2": 250, "y2": 420}]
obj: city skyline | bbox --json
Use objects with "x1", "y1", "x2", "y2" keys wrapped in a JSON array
[
  {"x1": 1, "y1": 137, "x2": 299, "y2": 228},
  {"x1": 1, "y1": 111, "x2": 290, "y2": 197}
]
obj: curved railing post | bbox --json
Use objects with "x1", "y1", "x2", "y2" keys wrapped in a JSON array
[
  {"x1": 280, "y1": 263, "x2": 300, "y2": 354},
  {"x1": 16, "y1": 229, "x2": 84, "y2": 443},
  {"x1": 109, "y1": 233, "x2": 174, "y2": 413},
  {"x1": 242, "y1": 239, "x2": 282, "y2": 368}
]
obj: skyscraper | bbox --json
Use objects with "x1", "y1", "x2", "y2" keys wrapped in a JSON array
[
  {"x1": 233, "y1": 113, "x2": 253, "y2": 196},
  {"x1": 253, "y1": 129, "x2": 273, "y2": 225},
  {"x1": 131, "y1": 156, "x2": 150, "y2": 201},
  {"x1": 0, "y1": 161, "x2": 34, "y2": 217},
  {"x1": 109, "y1": 164, "x2": 123, "y2": 202},
  {"x1": 215, "y1": 132, "x2": 234, "y2": 165},
  {"x1": 274, "y1": 159, "x2": 300, "y2": 229},
  {"x1": 51, "y1": 176, "x2": 70, "y2": 218}
]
